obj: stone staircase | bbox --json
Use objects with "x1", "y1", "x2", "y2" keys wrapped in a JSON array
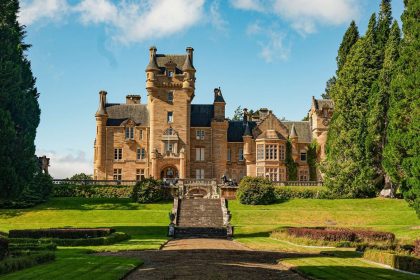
[{"x1": 174, "y1": 199, "x2": 228, "y2": 238}]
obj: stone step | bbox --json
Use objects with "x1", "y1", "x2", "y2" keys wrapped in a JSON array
[{"x1": 174, "y1": 227, "x2": 227, "y2": 238}]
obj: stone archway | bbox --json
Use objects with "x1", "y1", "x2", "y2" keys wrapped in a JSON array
[
  {"x1": 160, "y1": 166, "x2": 179, "y2": 179},
  {"x1": 186, "y1": 187, "x2": 208, "y2": 198}
]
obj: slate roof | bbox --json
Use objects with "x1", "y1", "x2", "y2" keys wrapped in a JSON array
[
  {"x1": 314, "y1": 98, "x2": 334, "y2": 110},
  {"x1": 156, "y1": 54, "x2": 187, "y2": 74},
  {"x1": 105, "y1": 104, "x2": 149, "y2": 126},
  {"x1": 190, "y1": 104, "x2": 214, "y2": 127},
  {"x1": 283, "y1": 121, "x2": 312, "y2": 143},
  {"x1": 228, "y1": 121, "x2": 257, "y2": 142}
]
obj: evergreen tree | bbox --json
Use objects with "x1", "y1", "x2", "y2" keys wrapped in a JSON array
[
  {"x1": 366, "y1": 21, "x2": 401, "y2": 189},
  {"x1": 0, "y1": 0, "x2": 41, "y2": 202},
  {"x1": 377, "y1": 0, "x2": 393, "y2": 50},
  {"x1": 322, "y1": 15, "x2": 381, "y2": 197},
  {"x1": 232, "y1": 106, "x2": 242, "y2": 121},
  {"x1": 383, "y1": 0, "x2": 420, "y2": 216},
  {"x1": 323, "y1": 21, "x2": 359, "y2": 100}
]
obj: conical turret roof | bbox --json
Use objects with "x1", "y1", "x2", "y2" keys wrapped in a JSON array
[
  {"x1": 289, "y1": 123, "x2": 298, "y2": 138},
  {"x1": 182, "y1": 55, "x2": 195, "y2": 71}
]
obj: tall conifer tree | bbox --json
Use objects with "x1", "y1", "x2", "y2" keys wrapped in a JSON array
[
  {"x1": 322, "y1": 21, "x2": 359, "y2": 100},
  {"x1": 322, "y1": 15, "x2": 381, "y2": 197},
  {"x1": 0, "y1": 0, "x2": 41, "y2": 201},
  {"x1": 383, "y1": 0, "x2": 420, "y2": 216}
]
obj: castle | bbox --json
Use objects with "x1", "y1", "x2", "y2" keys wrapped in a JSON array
[{"x1": 93, "y1": 47, "x2": 333, "y2": 182}]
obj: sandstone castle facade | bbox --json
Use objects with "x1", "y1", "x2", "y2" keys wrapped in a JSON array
[{"x1": 94, "y1": 47, "x2": 333, "y2": 182}]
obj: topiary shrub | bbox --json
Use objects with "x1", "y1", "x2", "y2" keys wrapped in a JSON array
[
  {"x1": 363, "y1": 249, "x2": 420, "y2": 274},
  {"x1": 237, "y1": 177, "x2": 275, "y2": 205},
  {"x1": 132, "y1": 178, "x2": 165, "y2": 203},
  {"x1": 0, "y1": 238, "x2": 8, "y2": 261}
]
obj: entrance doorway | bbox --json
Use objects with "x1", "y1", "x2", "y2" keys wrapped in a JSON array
[{"x1": 160, "y1": 166, "x2": 179, "y2": 179}]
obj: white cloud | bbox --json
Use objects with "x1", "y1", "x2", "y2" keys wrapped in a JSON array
[
  {"x1": 19, "y1": 0, "x2": 70, "y2": 25},
  {"x1": 75, "y1": 0, "x2": 205, "y2": 44},
  {"x1": 209, "y1": 0, "x2": 229, "y2": 32},
  {"x1": 230, "y1": 0, "x2": 265, "y2": 12},
  {"x1": 233, "y1": 0, "x2": 360, "y2": 35},
  {"x1": 37, "y1": 149, "x2": 92, "y2": 179}
]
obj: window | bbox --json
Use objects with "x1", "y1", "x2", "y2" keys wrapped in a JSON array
[
  {"x1": 279, "y1": 168, "x2": 286, "y2": 181},
  {"x1": 113, "y1": 169, "x2": 122, "y2": 180},
  {"x1": 299, "y1": 169, "x2": 309, "y2": 181},
  {"x1": 196, "y1": 147, "x2": 205, "y2": 161},
  {"x1": 196, "y1": 130, "x2": 205, "y2": 140},
  {"x1": 114, "y1": 148, "x2": 122, "y2": 160},
  {"x1": 167, "y1": 70, "x2": 174, "y2": 77},
  {"x1": 137, "y1": 147, "x2": 146, "y2": 160},
  {"x1": 167, "y1": 112, "x2": 173, "y2": 123},
  {"x1": 257, "y1": 145, "x2": 264, "y2": 160},
  {"x1": 125, "y1": 127, "x2": 134, "y2": 140},
  {"x1": 139, "y1": 129, "x2": 143, "y2": 140},
  {"x1": 238, "y1": 148, "x2": 244, "y2": 161},
  {"x1": 165, "y1": 142, "x2": 174, "y2": 153},
  {"x1": 279, "y1": 145, "x2": 285, "y2": 160},
  {"x1": 257, "y1": 167, "x2": 264, "y2": 177},
  {"x1": 195, "y1": 169, "x2": 205, "y2": 179},
  {"x1": 227, "y1": 148, "x2": 231, "y2": 161},
  {"x1": 300, "y1": 151, "x2": 307, "y2": 162},
  {"x1": 136, "y1": 169, "x2": 145, "y2": 181},
  {"x1": 265, "y1": 145, "x2": 278, "y2": 160},
  {"x1": 266, "y1": 168, "x2": 279, "y2": 181},
  {"x1": 167, "y1": 92, "x2": 173, "y2": 103}
]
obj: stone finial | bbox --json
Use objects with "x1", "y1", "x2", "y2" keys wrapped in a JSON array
[
  {"x1": 213, "y1": 87, "x2": 225, "y2": 103},
  {"x1": 290, "y1": 123, "x2": 298, "y2": 139},
  {"x1": 95, "y1": 90, "x2": 107, "y2": 117}
]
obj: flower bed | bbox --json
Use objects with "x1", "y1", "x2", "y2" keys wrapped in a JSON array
[{"x1": 8, "y1": 228, "x2": 115, "y2": 239}]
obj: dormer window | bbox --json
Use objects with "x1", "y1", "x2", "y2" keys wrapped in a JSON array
[
  {"x1": 125, "y1": 127, "x2": 134, "y2": 140},
  {"x1": 167, "y1": 70, "x2": 174, "y2": 77},
  {"x1": 167, "y1": 91, "x2": 173, "y2": 103}
]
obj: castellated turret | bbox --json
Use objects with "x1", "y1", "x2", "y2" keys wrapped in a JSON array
[{"x1": 94, "y1": 90, "x2": 108, "y2": 179}]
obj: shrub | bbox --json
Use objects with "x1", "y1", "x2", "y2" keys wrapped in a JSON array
[
  {"x1": 287, "y1": 227, "x2": 356, "y2": 242},
  {"x1": 0, "y1": 238, "x2": 8, "y2": 261},
  {"x1": 354, "y1": 230, "x2": 395, "y2": 243},
  {"x1": 49, "y1": 232, "x2": 129, "y2": 246},
  {"x1": 363, "y1": 249, "x2": 420, "y2": 274},
  {"x1": 274, "y1": 186, "x2": 338, "y2": 201},
  {"x1": 237, "y1": 177, "x2": 275, "y2": 205},
  {"x1": 132, "y1": 178, "x2": 165, "y2": 203},
  {"x1": 415, "y1": 240, "x2": 420, "y2": 257},
  {"x1": 53, "y1": 184, "x2": 133, "y2": 198},
  {"x1": 0, "y1": 251, "x2": 55, "y2": 275},
  {"x1": 9, "y1": 228, "x2": 115, "y2": 239},
  {"x1": 8, "y1": 243, "x2": 56, "y2": 252}
]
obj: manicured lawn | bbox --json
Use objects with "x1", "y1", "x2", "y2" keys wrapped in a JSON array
[
  {"x1": 230, "y1": 198, "x2": 420, "y2": 279},
  {"x1": 0, "y1": 249, "x2": 141, "y2": 280},
  {"x1": 0, "y1": 198, "x2": 171, "y2": 279}
]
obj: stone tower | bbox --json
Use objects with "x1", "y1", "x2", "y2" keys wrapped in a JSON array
[
  {"x1": 145, "y1": 46, "x2": 196, "y2": 179},
  {"x1": 94, "y1": 90, "x2": 108, "y2": 179}
]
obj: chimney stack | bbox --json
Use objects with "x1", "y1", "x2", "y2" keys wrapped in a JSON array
[
  {"x1": 126, "y1": 95, "x2": 141, "y2": 104},
  {"x1": 186, "y1": 47, "x2": 194, "y2": 64}
]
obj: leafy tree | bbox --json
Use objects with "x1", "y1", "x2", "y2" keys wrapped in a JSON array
[
  {"x1": 0, "y1": 0, "x2": 41, "y2": 203},
  {"x1": 322, "y1": 15, "x2": 381, "y2": 197},
  {"x1": 307, "y1": 141, "x2": 318, "y2": 181},
  {"x1": 383, "y1": 0, "x2": 420, "y2": 216},
  {"x1": 366, "y1": 21, "x2": 401, "y2": 189},
  {"x1": 232, "y1": 106, "x2": 242, "y2": 121},
  {"x1": 68, "y1": 173, "x2": 93, "y2": 180},
  {"x1": 321, "y1": 76, "x2": 336, "y2": 99}
]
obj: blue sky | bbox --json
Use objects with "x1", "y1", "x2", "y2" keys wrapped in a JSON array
[{"x1": 20, "y1": 0, "x2": 404, "y2": 177}]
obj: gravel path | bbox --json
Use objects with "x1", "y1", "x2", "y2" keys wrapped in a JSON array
[{"x1": 100, "y1": 238, "x2": 307, "y2": 279}]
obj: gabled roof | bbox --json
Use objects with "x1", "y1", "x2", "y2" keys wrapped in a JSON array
[
  {"x1": 256, "y1": 129, "x2": 287, "y2": 140},
  {"x1": 313, "y1": 97, "x2": 334, "y2": 110},
  {"x1": 227, "y1": 121, "x2": 257, "y2": 142},
  {"x1": 190, "y1": 104, "x2": 214, "y2": 127},
  {"x1": 156, "y1": 54, "x2": 187, "y2": 74},
  {"x1": 105, "y1": 104, "x2": 149, "y2": 126},
  {"x1": 283, "y1": 121, "x2": 312, "y2": 143}
]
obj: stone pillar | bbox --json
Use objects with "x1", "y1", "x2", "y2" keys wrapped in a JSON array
[
  {"x1": 151, "y1": 149, "x2": 158, "y2": 179},
  {"x1": 179, "y1": 148, "x2": 186, "y2": 179}
]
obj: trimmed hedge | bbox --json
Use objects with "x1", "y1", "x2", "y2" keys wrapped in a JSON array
[
  {"x1": 50, "y1": 232, "x2": 130, "y2": 246},
  {"x1": 0, "y1": 251, "x2": 55, "y2": 275},
  {"x1": 285, "y1": 227, "x2": 395, "y2": 243},
  {"x1": 53, "y1": 184, "x2": 133, "y2": 198},
  {"x1": 237, "y1": 177, "x2": 275, "y2": 205},
  {"x1": 9, "y1": 243, "x2": 57, "y2": 252},
  {"x1": 274, "y1": 186, "x2": 337, "y2": 200},
  {"x1": 415, "y1": 240, "x2": 420, "y2": 257},
  {"x1": 9, "y1": 228, "x2": 115, "y2": 239},
  {"x1": 0, "y1": 238, "x2": 8, "y2": 261},
  {"x1": 363, "y1": 249, "x2": 420, "y2": 274},
  {"x1": 132, "y1": 178, "x2": 166, "y2": 203}
]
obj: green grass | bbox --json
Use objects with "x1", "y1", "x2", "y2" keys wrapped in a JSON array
[
  {"x1": 0, "y1": 249, "x2": 142, "y2": 280},
  {"x1": 230, "y1": 198, "x2": 420, "y2": 279},
  {"x1": 0, "y1": 198, "x2": 171, "y2": 279}
]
